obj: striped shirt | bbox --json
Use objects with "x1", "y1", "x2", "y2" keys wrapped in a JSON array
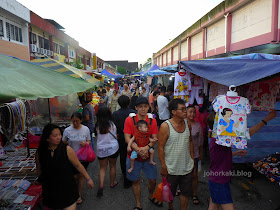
[{"x1": 165, "y1": 119, "x2": 194, "y2": 175}]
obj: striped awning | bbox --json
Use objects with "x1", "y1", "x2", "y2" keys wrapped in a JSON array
[{"x1": 31, "y1": 58, "x2": 99, "y2": 84}]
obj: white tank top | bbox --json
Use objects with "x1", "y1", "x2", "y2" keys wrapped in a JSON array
[
  {"x1": 165, "y1": 119, "x2": 194, "y2": 175},
  {"x1": 96, "y1": 122, "x2": 119, "y2": 158}
]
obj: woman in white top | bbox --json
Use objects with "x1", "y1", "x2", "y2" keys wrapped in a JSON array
[
  {"x1": 62, "y1": 112, "x2": 91, "y2": 204},
  {"x1": 95, "y1": 107, "x2": 119, "y2": 197}
]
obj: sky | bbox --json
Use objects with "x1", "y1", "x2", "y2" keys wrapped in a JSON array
[{"x1": 17, "y1": 0, "x2": 224, "y2": 64}]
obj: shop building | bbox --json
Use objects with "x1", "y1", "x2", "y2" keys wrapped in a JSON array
[
  {"x1": 96, "y1": 55, "x2": 104, "y2": 72},
  {"x1": 105, "y1": 60, "x2": 138, "y2": 73},
  {"x1": 153, "y1": 0, "x2": 280, "y2": 66},
  {"x1": 0, "y1": 0, "x2": 30, "y2": 61},
  {"x1": 104, "y1": 62, "x2": 117, "y2": 74},
  {"x1": 29, "y1": 11, "x2": 92, "y2": 70}
]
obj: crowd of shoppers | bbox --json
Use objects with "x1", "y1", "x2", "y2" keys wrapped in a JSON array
[{"x1": 35, "y1": 78, "x2": 276, "y2": 210}]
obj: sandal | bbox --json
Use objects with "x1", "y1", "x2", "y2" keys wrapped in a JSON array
[
  {"x1": 148, "y1": 197, "x2": 163, "y2": 207},
  {"x1": 110, "y1": 181, "x2": 119, "y2": 188},
  {"x1": 77, "y1": 197, "x2": 82, "y2": 204},
  {"x1": 133, "y1": 207, "x2": 142, "y2": 210},
  {"x1": 193, "y1": 195, "x2": 200, "y2": 204}
]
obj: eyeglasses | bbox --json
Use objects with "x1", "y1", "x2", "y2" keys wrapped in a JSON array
[{"x1": 176, "y1": 108, "x2": 187, "y2": 112}]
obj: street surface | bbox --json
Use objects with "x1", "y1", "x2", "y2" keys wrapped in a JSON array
[{"x1": 78, "y1": 146, "x2": 280, "y2": 210}]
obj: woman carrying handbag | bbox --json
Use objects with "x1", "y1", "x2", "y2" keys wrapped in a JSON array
[{"x1": 95, "y1": 107, "x2": 119, "y2": 197}]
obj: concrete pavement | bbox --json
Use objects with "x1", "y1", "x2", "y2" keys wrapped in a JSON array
[{"x1": 78, "y1": 148, "x2": 280, "y2": 210}]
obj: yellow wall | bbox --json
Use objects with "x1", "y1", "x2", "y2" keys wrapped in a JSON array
[{"x1": 54, "y1": 53, "x2": 65, "y2": 63}]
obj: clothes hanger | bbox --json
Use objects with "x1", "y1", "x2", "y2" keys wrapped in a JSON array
[{"x1": 227, "y1": 85, "x2": 238, "y2": 97}]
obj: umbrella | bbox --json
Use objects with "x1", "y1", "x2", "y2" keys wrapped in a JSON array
[
  {"x1": 0, "y1": 54, "x2": 94, "y2": 101},
  {"x1": 31, "y1": 58, "x2": 100, "y2": 85}
]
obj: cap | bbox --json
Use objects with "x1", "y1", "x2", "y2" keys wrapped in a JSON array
[{"x1": 135, "y1": 97, "x2": 149, "y2": 106}]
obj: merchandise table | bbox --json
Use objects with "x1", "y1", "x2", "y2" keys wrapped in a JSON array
[{"x1": 0, "y1": 148, "x2": 42, "y2": 209}]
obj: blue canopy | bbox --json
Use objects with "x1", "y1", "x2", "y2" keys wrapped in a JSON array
[
  {"x1": 159, "y1": 64, "x2": 178, "y2": 73},
  {"x1": 138, "y1": 64, "x2": 160, "y2": 76},
  {"x1": 147, "y1": 70, "x2": 173, "y2": 76},
  {"x1": 148, "y1": 64, "x2": 159, "y2": 71},
  {"x1": 100, "y1": 69, "x2": 121, "y2": 79},
  {"x1": 179, "y1": 53, "x2": 280, "y2": 87}
]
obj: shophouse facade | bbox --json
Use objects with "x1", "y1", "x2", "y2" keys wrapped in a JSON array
[
  {"x1": 29, "y1": 11, "x2": 92, "y2": 70},
  {"x1": 0, "y1": 0, "x2": 30, "y2": 61},
  {"x1": 153, "y1": 0, "x2": 280, "y2": 66}
]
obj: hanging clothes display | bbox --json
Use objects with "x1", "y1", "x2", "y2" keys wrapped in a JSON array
[
  {"x1": 157, "y1": 76, "x2": 163, "y2": 85},
  {"x1": 147, "y1": 76, "x2": 153, "y2": 85},
  {"x1": 209, "y1": 83, "x2": 228, "y2": 102},
  {"x1": 173, "y1": 71, "x2": 191, "y2": 105},
  {"x1": 246, "y1": 82, "x2": 279, "y2": 111},
  {"x1": 189, "y1": 74, "x2": 204, "y2": 106},
  {"x1": 163, "y1": 75, "x2": 170, "y2": 87},
  {"x1": 212, "y1": 94, "x2": 251, "y2": 149}
]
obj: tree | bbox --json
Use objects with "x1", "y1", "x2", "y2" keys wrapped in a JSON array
[
  {"x1": 117, "y1": 66, "x2": 127, "y2": 75},
  {"x1": 67, "y1": 59, "x2": 84, "y2": 69}
]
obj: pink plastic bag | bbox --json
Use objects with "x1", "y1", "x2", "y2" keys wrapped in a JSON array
[
  {"x1": 161, "y1": 177, "x2": 174, "y2": 202},
  {"x1": 76, "y1": 144, "x2": 96, "y2": 162}
]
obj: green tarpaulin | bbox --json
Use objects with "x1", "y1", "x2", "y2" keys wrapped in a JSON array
[{"x1": 0, "y1": 54, "x2": 93, "y2": 100}]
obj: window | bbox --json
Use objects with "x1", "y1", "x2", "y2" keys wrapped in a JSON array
[
  {"x1": 59, "y1": 45, "x2": 65, "y2": 55},
  {"x1": 0, "y1": 20, "x2": 3, "y2": 37},
  {"x1": 54, "y1": 43, "x2": 59, "y2": 54},
  {"x1": 6, "y1": 22, "x2": 10, "y2": 39},
  {"x1": 44, "y1": 38, "x2": 49, "y2": 50},
  {"x1": 30, "y1": 32, "x2": 37, "y2": 44},
  {"x1": 38, "y1": 36, "x2": 44, "y2": 48},
  {"x1": 19, "y1": 28, "x2": 22, "y2": 42},
  {"x1": 10, "y1": 24, "x2": 14, "y2": 40},
  {"x1": 69, "y1": 49, "x2": 75, "y2": 58},
  {"x1": 5, "y1": 22, "x2": 23, "y2": 42}
]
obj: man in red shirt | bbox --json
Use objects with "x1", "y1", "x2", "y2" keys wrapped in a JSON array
[{"x1": 124, "y1": 97, "x2": 159, "y2": 210}]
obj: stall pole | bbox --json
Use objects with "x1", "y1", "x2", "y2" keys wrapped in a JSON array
[
  {"x1": 26, "y1": 123, "x2": 30, "y2": 157},
  {"x1": 48, "y1": 98, "x2": 52, "y2": 123}
]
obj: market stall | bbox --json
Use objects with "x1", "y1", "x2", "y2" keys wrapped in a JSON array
[
  {"x1": 175, "y1": 53, "x2": 280, "y2": 164},
  {"x1": 0, "y1": 54, "x2": 97, "y2": 208},
  {"x1": 30, "y1": 58, "x2": 102, "y2": 127}
]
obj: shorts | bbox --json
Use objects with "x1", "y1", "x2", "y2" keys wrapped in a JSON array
[
  {"x1": 126, "y1": 157, "x2": 157, "y2": 181},
  {"x1": 131, "y1": 151, "x2": 138, "y2": 159},
  {"x1": 167, "y1": 171, "x2": 193, "y2": 197},
  {"x1": 208, "y1": 180, "x2": 233, "y2": 204},
  {"x1": 98, "y1": 150, "x2": 119, "y2": 160},
  {"x1": 73, "y1": 161, "x2": 89, "y2": 175},
  {"x1": 130, "y1": 148, "x2": 153, "y2": 159}
]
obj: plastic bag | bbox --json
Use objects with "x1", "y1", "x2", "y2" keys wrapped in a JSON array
[
  {"x1": 152, "y1": 182, "x2": 163, "y2": 202},
  {"x1": 161, "y1": 177, "x2": 173, "y2": 202},
  {"x1": 76, "y1": 144, "x2": 96, "y2": 162}
]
